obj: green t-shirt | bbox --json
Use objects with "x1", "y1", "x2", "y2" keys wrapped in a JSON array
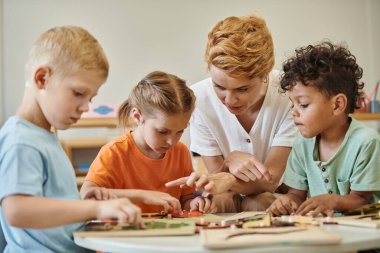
[{"x1": 284, "y1": 118, "x2": 380, "y2": 204}]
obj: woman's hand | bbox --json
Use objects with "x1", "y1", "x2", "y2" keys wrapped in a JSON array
[
  {"x1": 165, "y1": 172, "x2": 236, "y2": 196},
  {"x1": 225, "y1": 151, "x2": 272, "y2": 182}
]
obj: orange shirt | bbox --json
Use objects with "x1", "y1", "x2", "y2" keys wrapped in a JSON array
[{"x1": 85, "y1": 131, "x2": 195, "y2": 213}]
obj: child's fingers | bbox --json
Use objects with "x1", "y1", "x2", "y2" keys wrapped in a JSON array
[
  {"x1": 311, "y1": 207, "x2": 323, "y2": 218},
  {"x1": 160, "y1": 201, "x2": 171, "y2": 213},
  {"x1": 202, "y1": 198, "x2": 212, "y2": 212},
  {"x1": 323, "y1": 209, "x2": 334, "y2": 217},
  {"x1": 101, "y1": 188, "x2": 110, "y2": 200},
  {"x1": 122, "y1": 205, "x2": 142, "y2": 225},
  {"x1": 165, "y1": 177, "x2": 188, "y2": 187},
  {"x1": 197, "y1": 198, "x2": 205, "y2": 212},
  {"x1": 166, "y1": 197, "x2": 181, "y2": 212},
  {"x1": 268, "y1": 200, "x2": 287, "y2": 216},
  {"x1": 117, "y1": 212, "x2": 128, "y2": 223},
  {"x1": 279, "y1": 198, "x2": 295, "y2": 214},
  {"x1": 276, "y1": 203, "x2": 289, "y2": 215},
  {"x1": 296, "y1": 201, "x2": 314, "y2": 216},
  {"x1": 190, "y1": 199, "x2": 199, "y2": 212},
  {"x1": 290, "y1": 200, "x2": 299, "y2": 212},
  {"x1": 94, "y1": 189, "x2": 103, "y2": 200},
  {"x1": 266, "y1": 207, "x2": 277, "y2": 216},
  {"x1": 266, "y1": 204, "x2": 278, "y2": 216}
]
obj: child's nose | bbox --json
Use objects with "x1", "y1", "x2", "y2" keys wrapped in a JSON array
[
  {"x1": 166, "y1": 137, "x2": 176, "y2": 146},
  {"x1": 79, "y1": 102, "x2": 90, "y2": 113},
  {"x1": 290, "y1": 108, "x2": 298, "y2": 117}
]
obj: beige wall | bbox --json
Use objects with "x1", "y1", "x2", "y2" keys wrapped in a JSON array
[
  {"x1": 368, "y1": 0, "x2": 380, "y2": 88},
  {"x1": 2, "y1": 0, "x2": 380, "y2": 124},
  {"x1": 0, "y1": 0, "x2": 3, "y2": 124}
]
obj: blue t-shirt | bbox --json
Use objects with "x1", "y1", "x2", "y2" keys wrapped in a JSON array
[{"x1": 0, "y1": 116, "x2": 91, "y2": 253}]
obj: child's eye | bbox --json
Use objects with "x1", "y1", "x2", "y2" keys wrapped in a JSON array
[
  {"x1": 300, "y1": 104, "x2": 309, "y2": 108},
  {"x1": 73, "y1": 91, "x2": 83, "y2": 97},
  {"x1": 158, "y1": 130, "x2": 168, "y2": 134}
]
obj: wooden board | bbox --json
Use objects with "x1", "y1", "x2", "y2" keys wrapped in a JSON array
[
  {"x1": 342, "y1": 203, "x2": 380, "y2": 216},
  {"x1": 222, "y1": 211, "x2": 318, "y2": 228},
  {"x1": 74, "y1": 218, "x2": 195, "y2": 237},
  {"x1": 332, "y1": 215, "x2": 380, "y2": 228},
  {"x1": 201, "y1": 227, "x2": 341, "y2": 249},
  {"x1": 222, "y1": 211, "x2": 267, "y2": 222}
]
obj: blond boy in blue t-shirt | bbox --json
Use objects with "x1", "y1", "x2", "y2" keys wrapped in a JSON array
[
  {"x1": 266, "y1": 42, "x2": 380, "y2": 217},
  {"x1": 0, "y1": 26, "x2": 142, "y2": 253}
]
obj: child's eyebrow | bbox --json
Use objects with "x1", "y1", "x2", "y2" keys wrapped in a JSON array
[{"x1": 294, "y1": 94, "x2": 310, "y2": 99}]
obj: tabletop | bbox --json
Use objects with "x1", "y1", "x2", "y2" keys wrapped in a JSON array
[{"x1": 74, "y1": 223, "x2": 380, "y2": 253}]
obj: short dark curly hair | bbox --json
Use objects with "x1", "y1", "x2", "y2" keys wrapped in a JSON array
[{"x1": 280, "y1": 42, "x2": 364, "y2": 113}]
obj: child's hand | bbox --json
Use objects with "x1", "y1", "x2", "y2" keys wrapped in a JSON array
[
  {"x1": 82, "y1": 187, "x2": 117, "y2": 200},
  {"x1": 296, "y1": 194, "x2": 336, "y2": 217},
  {"x1": 96, "y1": 198, "x2": 142, "y2": 225},
  {"x1": 139, "y1": 190, "x2": 181, "y2": 213},
  {"x1": 189, "y1": 196, "x2": 217, "y2": 213},
  {"x1": 266, "y1": 194, "x2": 299, "y2": 216}
]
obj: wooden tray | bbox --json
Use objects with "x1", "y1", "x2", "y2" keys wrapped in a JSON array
[
  {"x1": 333, "y1": 215, "x2": 380, "y2": 228},
  {"x1": 201, "y1": 227, "x2": 341, "y2": 249},
  {"x1": 74, "y1": 218, "x2": 195, "y2": 237}
]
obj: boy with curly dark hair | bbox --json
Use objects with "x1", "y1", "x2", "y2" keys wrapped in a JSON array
[{"x1": 267, "y1": 42, "x2": 380, "y2": 217}]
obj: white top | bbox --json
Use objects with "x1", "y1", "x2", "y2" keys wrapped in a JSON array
[{"x1": 190, "y1": 70, "x2": 298, "y2": 161}]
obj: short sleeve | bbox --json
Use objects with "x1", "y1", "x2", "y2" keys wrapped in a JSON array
[
  {"x1": 283, "y1": 148, "x2": 309, "y2": 191},
  {"x1": 189, "y1": 108, "x2": 222, "y2": 156},
  {"x1": 0, "y1": 145, "x2": 44, "y2": 202},
  {"x1": 85, "y1": 145, "x2": 122, "y2": 189},
  {"x1": 350, "y1": 139, "x2": 380, "y2": 191}
]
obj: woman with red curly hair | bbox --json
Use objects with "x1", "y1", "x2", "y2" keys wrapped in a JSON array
[{"x1": 169, "y1": 15, "x2": 298, "y2": 213}]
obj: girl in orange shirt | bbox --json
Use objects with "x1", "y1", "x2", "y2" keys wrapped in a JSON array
[{"x1": 80, "y1": 71, "x2": 216, "y2": 214}]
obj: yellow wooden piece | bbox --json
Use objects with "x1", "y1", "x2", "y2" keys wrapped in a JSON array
[{"x1": 242, "y1": 213, "x2": 271, "y2": 228}]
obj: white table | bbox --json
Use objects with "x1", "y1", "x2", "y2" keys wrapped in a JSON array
[{"x1": 74, "y1": 224, "x2": 380, "y2": 253}]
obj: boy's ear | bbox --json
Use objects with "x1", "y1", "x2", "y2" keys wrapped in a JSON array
[
  {"x1": 34, "y1": 66, "x2": 51, "y2": 90},
  {"x1": 332, "y1": 93, "x2": 347, "y2": 115},
  {"x1": 130, "y1": 108, "x2": 144, "y2": 124}
]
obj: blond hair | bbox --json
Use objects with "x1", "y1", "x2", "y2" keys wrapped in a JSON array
[
  {"x1": 205, "y1": 15, "x2": 274, "y2": 79},
  {"x1": 25, "y1": 26, "x2": 109, "y2": 85},
  {"x1": 118, "y1": 71, "x2": 195, "y2": 128}
]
